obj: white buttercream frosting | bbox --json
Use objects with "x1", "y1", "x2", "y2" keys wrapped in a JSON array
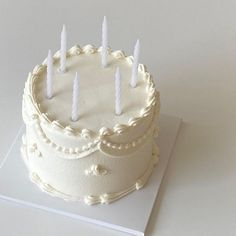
[{"x1": 21, "y1": 45, "x2": 160, "y2": 205}]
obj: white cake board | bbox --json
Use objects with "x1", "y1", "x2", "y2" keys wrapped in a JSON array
[{"x1": 0, "y1": 114, "x2": 181, "y2": 236}]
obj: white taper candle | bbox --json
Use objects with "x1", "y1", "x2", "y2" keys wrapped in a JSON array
[
  {"x1": 46, "y1": 49, "x2": 53, "y2": 99},
  {"x1": 60, "y1": 24, "x2": 67, "y2": 72},
  {"x1": 130, "y1": 39, "x2": 140, "y2": 88},
  {"x1": 115, "y1": 67, "x2": 122, "y2": 115},
  {"x1": 71, "y1": 72, "x2": 79, "y2": 121},
  {"x1": 101, "y1": 16, "x2": 108, "y2": 67}
]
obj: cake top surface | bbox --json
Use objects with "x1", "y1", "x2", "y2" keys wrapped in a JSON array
[{"x1": 29, "y1": 45, "x2": 156, "y2": 134}]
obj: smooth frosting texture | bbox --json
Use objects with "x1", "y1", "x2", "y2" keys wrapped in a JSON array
[
  {"x1": 36, "y1": 48, "x2": 147, "y2": 131},
  {"x1": 21, "y1": 45, "x2": 160, "y2": 205}
]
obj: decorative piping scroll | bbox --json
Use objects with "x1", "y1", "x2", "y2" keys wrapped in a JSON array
[
  {"x1": 22, "y1": 109, "x2": 100, "y2": 159},
  {"x1": 34, "y1": 118, "x2": 100, "y2": 159},
  {"x1": 22, "y1": 102, "x2": 159, "y2": 158},
  {"x1": 99, "y1": 98, "x2": 160, "y2": 154},
  {"x1": 22, "y1": 85, "x2": 160, "y2": 157}
]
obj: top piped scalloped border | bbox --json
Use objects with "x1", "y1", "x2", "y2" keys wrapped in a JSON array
[{"x1": 23, "y1": 44, "x2": 160, "y2": 139}]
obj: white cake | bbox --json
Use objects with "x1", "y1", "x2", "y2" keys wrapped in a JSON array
[{"x1": 21, "y1": 44, "x2": 160, "y2": 205}]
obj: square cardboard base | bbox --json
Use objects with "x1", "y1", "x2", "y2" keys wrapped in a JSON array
[{"x1": 0, "y1": 114, "x2": 181, "y2": 236}]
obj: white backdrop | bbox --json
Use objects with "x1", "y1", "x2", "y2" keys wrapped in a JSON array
[{"x1": 0, "y1": 0, "x2": 235, "y2": 235}]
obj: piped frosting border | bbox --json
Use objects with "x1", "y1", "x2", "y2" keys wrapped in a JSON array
[
  {"x1": 21, "y1": 138, "x2": 159, "y2": 205},
  {"x1": 23, "y1": 44, "x2": 160, "y2": 139}
]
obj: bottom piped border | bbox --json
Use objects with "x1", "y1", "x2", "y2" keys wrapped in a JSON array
[{"x1": 20, "y1": 138, "x2": 159, "y2": 206}]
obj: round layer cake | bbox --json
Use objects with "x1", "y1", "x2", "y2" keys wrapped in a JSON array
[{"x1": 21, "y1": 44, "x2": 160, "y2": 205}]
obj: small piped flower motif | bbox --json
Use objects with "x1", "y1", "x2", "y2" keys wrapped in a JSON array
[
  {"x1": 81, "y1": 129, "x2": 93, "y2": 139},
  {"x1": 100, "y1": 193, "x2": 109, "y2": 204},
  {"x1": 99, "y1": 127, "x2": 113, "y2": 136},
  {"x1": 29, "y1": 143, "x2": 42, "y2": 158},
  {"x1": 135, "y1": 180, "x2": 143, "y2": 190},
  {"x1": 68, "y1": 45, "x2": 82, "y2": 56},
  {"x1": 64, "y1": 126, "x2": 74, "y2": 136},
  {"x1": 85, "y1": 164, "x2": 108, "y2": 176}
]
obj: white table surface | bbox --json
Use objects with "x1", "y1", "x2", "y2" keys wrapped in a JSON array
[{"x1": 0, "y1": 0, "x2": 235, "y2": 235}]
